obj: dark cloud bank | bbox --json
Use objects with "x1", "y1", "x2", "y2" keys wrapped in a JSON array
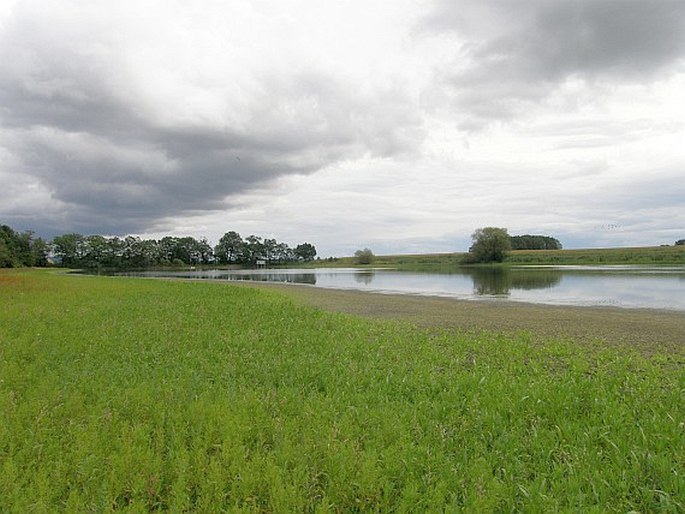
[
  {"x1": 0, "y1": 3, "x2": 421, "y2": 237},
  {"x1": 426, "y1": 0, "x2": 685, "y2": 125}
]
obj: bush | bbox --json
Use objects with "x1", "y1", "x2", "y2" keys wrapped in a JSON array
[{"x1": 354, "y1": 248, "x2": 375, "y2": 265}]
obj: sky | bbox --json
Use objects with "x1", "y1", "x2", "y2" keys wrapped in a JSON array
[{"x1": 1, "y1": 0, "x2": 684, "y2": 257}]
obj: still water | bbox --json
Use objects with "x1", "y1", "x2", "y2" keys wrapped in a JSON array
[{"x1": 124, "y1": 266, "x2": 685, "y2": 311}]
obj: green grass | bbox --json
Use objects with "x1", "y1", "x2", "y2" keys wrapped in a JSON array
[
  {"x1": 1, "y1": 269, "x2": 684, "y2": 512},
  {"x1": 313, "y1": 245, "x2": 685, "y2": 270},
  {"x1": 507, "y1": 245, "x2": 685, "y2": 265}
]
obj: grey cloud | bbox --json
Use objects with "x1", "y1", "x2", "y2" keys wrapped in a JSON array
[
  {"x1": 605, "y1": 168, "x2": 685, "y2": 212},
  {"x1": 425, "y1": 0, "x2": 685, "y2": 125},
  {"x1": 0, "y1": 6, "x2": 424, "y2": 237}
]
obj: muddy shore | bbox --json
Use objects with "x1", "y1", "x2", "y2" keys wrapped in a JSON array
[{"x1": 237, "y1": 282, "x2": 685, "y2": 355}]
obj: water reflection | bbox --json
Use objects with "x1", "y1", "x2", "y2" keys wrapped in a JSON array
[
  {"x1": 229, "y1": 272, "x2": 317, "y2": 285},
  {"x1": 465, "y1": 268, "x2": 563, "y2": 296},
  {"x1": 354, "y1": 271, "x2": 376, "y2": 285}
]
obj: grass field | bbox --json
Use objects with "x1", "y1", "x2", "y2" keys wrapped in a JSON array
[
  {"x1": 1, "y1": 270, "x2": 684, "y2": 512},
  {"x1": 316, "y1": 244, "x2": 685, "y2": 269},
  {"x1": 507, "y1": 245, "x2": 685, "y2": 265}
]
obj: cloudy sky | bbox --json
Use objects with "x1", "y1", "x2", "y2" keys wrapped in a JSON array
[{"x1": 1, "y1": 0, "x2": 684, "y2": 256}]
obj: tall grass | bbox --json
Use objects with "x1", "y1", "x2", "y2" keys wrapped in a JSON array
[{"x1": 1, "y1": 270, "x2": 683, "y2": 512}]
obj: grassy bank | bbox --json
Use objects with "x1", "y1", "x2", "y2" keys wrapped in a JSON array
[
  {"x1": 507, "y1": 244, "x2": 685, "y2": 265},
  {"x1": 316, "y1": 244, "x2": 685, "y2": 269},
  {"x1": 1, "y1": 270, "x2": 683, "y2": 512}
]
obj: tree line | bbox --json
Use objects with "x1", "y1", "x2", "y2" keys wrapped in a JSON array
[
  {"x1": 0, "y1": 223, "x2": 317, "y2": 269},
  {"x1": 510, "y1": 234, "x2": 562, "y2": 250}
]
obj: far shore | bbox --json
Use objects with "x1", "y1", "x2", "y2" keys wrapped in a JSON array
[{"x1": 231, "y1": 281, "x2": 685, "y2": 356}]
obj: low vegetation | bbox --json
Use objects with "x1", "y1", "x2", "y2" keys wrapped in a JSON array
[
  {"x1": 506, "y1": 244, "x2": 685, "y2": 265},
  {"x1": 318, "y1": 244, "x2": 685, "y2": 270},
  {"x1": 1, "y1": 270, "x2": 683, "y2": 512},
  {"x1": 354, "y1": 248, "x2": 375, "y2": 265}
]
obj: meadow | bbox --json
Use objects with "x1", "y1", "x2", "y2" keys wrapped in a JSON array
[
  {"x1": 1, "y1": 270, "x2": 683, "y2": 512},
  {"x1": 317, "y1": 244, "x2": 685, "y2": 269}
]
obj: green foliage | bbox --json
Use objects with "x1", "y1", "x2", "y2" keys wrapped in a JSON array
[
  {"x1": 48, "y1": 228, "x2": 314, "y2": 269},
  {"x1": 354, "y1": 247, "x2": 375, "y2": 265},
  {"x1": 467, "y1": 227, "x2": 512, "y2": 263},
  {"x1": 0, "y1": 225, "x2": 48, "y2": 268},
  {"x1": 510, "y1": 234, "x2": 562, "y2": 250},
  {"x1": 676, "y1": 239, "x2": 684, "y2": 246},
  {"x1": 214, "y1": 230, "x2": 244, "y2": 263},
  {"x1": 1, "y1": 270, "x2": 683, "y2": 512},
  {"x1": 294, "y1": 242, "x2": 317, "y2": 261},
  {"x1": 213, "y1": 232, "x2": 313, "y2": 266}
]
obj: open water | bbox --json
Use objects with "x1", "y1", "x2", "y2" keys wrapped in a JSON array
[{"x1": 121, "y1": 265, "x2": 685, "y2": 311}]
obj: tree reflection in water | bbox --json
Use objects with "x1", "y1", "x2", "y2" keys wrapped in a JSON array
[
  {"x1": 228, "y1": 272, "x2": 317, "y2": 285},
  {"x1": 465, "y1": 268, "x2": 562, "y2": 296},
  {"x1": 354, "y1": 271, "x2": 375, "y2": 285}
]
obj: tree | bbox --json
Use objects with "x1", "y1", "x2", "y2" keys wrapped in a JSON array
[
  {"x1": 510, "y1": 234, "x2": 562, "y2": 250},
  {"x1": 158, "y1": 236, "x2": 179, "y2": 264},
  {"x1": 275, "y1": 242, "x2": 294, "y2": 263},
  {"x1": 294, "y1": 243, "x2": 317, "y2": 261},
  {"x1": 31, "y1": 237, "x2": 49, "y2": 267},
  {"x1": 468, "y1": 227, "x2": 511, "y2": 263},
  {"x1": 0, "y1": 225, "x2": 18, "y2": 267},
  {"x1": 243, "y1": 235, "x2": 264, "y2": 265},
  {"x1": 263, "y1": 238, "x2": 278, "y2": 264},
  {"x1": 676, "y1": 239, "x2": 685, "y2": 246},
  {"x1": 0, "y1": 225, "x2": 43, "y2": 267},
  {"x1": 123, "y1": 236, "x2": 160, "y2": 268},
  {"x1": 175, "y1": 236, "x2": 210, "y2": 265},
  {"x1": 52, "y1": 233, "x2": 87, "y2": 267},
  {"x1": 197, "y1": 237, "x2": 214, "y2": 264},
  {"x1": 83, "y1": 235, "x2": 110, "y2": 268},
  {"x1": 354, "y1": 248, "x2": 375, "y2": 265},
  {"x1": 215, "y1": 231, "x2": 244, "y2": 264}
]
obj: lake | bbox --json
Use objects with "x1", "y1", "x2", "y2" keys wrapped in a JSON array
[{"x1": 121, "y1": 265, "x2": 685, "y2": 311}]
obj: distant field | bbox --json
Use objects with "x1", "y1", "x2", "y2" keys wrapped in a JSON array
[
  {"x1": 318, "y1": 244, "x2": 685, "y2": 269},
  {"x1": 507, "y1": 244, "x2": 685, "y2": 265},
  {"x1": 1, "y1": 269, "x2": 683, "y2": 512}
]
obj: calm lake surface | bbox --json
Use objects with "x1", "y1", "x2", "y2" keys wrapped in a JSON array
[{"x1": 123, "y1": 266, "x2": 685, "y2": 311}]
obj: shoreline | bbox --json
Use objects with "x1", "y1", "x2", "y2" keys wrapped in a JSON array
[
  {"x1": 234, "y1": 281, "x2": 685, "y2": 355},
  {"x1": 64, "y1": 267, "x2": 683, "y2": 355}
]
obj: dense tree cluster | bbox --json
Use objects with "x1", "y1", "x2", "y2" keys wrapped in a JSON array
[
  {"x1": 0, "y1": 225, "x2": 49, "y2": 268},
  {"x1": 50, "y1": 234, "x2": 216, "y2": 269},
  {"x1": 50, "y1": 232, "x2": 316, "y2": 269},
  {"x1": 676, "y1": 239, "x2": 685, "y2": 246},
  {"x1": 0, "y1": 222, "x2": 316, "y2": 269},
  {"x1": 214, "y1": 231, "x2": 316, "y2": 265},
  {"x1": 510, "y1": 235, "x2": 563, "y2": 250}
]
